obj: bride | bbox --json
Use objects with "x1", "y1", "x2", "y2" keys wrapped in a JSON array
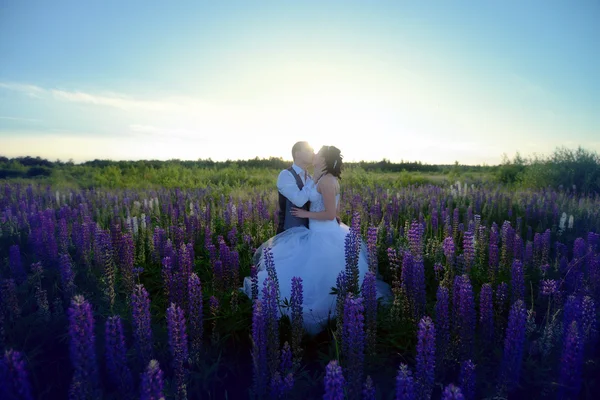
[{"x1": 241, "y1": 145, "x2": 391, "y2": 334}]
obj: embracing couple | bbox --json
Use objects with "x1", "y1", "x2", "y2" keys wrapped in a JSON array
[{"x1": 241, "y1": 142, "x2": 390, "y2": 335}]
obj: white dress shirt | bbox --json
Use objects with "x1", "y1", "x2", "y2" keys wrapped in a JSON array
[{"x1": 277, "y1": 163, "x2": 314, "y2": 207}]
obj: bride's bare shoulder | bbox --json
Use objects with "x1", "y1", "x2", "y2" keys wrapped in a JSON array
[
  {"x1": 319, "y1": 174, "x2": 338, "y2": 186},
  {"x1": 317, "y1": 174, "x2": 339, "y2": 193}
]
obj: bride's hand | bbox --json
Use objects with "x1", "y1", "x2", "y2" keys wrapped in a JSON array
[{"x1": 290, "y1": 207, "x2": 310, "y2": 219}]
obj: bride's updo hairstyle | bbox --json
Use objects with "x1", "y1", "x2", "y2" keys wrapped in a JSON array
[{"x1": 319, "y1": 145, "x2": 343, "y2": 179}]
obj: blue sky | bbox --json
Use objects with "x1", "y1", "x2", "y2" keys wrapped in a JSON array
[{"x1": 0, "y1": 0, "x2": 598, "y2": 164}]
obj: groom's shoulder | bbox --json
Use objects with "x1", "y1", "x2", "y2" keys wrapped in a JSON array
[
  {"x1": 277, "y1": 167, "x2": 293, "y2": 181},
  {"x1": 278, "y1": 166, "x2": 294, "y2": 175}
]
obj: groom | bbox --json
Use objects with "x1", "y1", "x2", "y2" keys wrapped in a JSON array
[{"x1": 276, "y1": 141, "x2": 315, "y2": 234}]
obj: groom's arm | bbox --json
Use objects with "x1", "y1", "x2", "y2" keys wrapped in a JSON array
[{"x1": 277, "y1": 170, "x2": 313, "y2": 207}]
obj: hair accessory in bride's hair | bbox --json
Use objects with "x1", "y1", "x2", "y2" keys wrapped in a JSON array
[{"x1": 333, "y1": 160, "x2": 337, "y2": 169}]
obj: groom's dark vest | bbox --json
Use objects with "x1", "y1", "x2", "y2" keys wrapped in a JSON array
[{"x1": 276, "y1": 167, "x2": 310, "y2": 234}]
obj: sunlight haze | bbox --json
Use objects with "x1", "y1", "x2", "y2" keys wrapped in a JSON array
[{"x1": 1, "y1": 0, "x2": 598, "y2": 164}]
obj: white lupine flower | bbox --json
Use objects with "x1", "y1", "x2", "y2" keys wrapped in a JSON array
[
  {"x1": 140, "y1": 213, "x2": 147, "y2": 230},
  {"x1": 568, "y1": 215, "x2": 574, "y2": 229},
  {"x1": 144, "y1": 199, "x2": 148, "y2": 208},
  {"x1": 559, "y1": 212, "x2": 567, "y2": 230},
  {"x1": 132, "y1": 216, "x2": 139, "y2": 235},
  {"x1": 56, "y1": 190, "x2": 60, "y2": 205},
  {"x1": 463, "y1": 182, "x2": 468, "y2": 195}
]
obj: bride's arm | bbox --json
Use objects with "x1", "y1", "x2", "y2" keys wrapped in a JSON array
[{"x1": 290, "y1": 176, "x2": 337, "y2": 221}]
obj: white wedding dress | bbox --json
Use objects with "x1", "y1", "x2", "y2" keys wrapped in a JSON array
[{"x1": 241, "y1": 182, "x2": 392, "y2": 335}]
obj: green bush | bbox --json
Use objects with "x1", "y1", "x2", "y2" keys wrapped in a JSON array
[{"x1": 522, "y1": 147, "x2": 600, "y2": 193}]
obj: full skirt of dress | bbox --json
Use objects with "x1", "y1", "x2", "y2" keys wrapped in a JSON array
[{"x1": 241, "y1": 221, "x2": 391, "y2": 335}]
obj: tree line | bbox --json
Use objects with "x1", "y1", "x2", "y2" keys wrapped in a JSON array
[{"x1": 1, "y1": 146, "x2": 599, "y2": 193}]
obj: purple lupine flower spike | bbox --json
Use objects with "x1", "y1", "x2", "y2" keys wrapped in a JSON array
[
  {"x1": 442, "y1": 236, "x2": 455, "y2": 266},
  {"x1": 95, "y1": 228, "x2": 116, "y2": 309},
  {"x1": 105, "y1": 316, "x2": 133, "y2": 393},
  {"x1": 501, "y1": 221, "x2": 514, "y2": 267},
  {"x1": 500, "y1": 299, "x2": 527, "y2": 391},
  {"x1": 435, "y1": 286, "x2": 450, "y2": 366},
  {"x1": 209, "y1": 296, "x2": 220, "y2": 345},
  {"x1": 162, "y1": 256, "x2": 175, "y2": 306},
  {"x1": 459, "y1": 360, "x2": 476, "y2": 400},
  {"x1": 510, "y1": 260, "x2": 524, "y2": 302},
  {"x1": 540, "y1": 279, "x2": 557, "y2": 296},
  {"x1": 416, "y1": 316, "x2": 436, "y2": 400},
  {"x1": 290, "y1": 277, "x2": 304, "y2": 366},
  {"x1": 250, "y1": 265, "x2": 259, "y2": 301},
  {"x1": 563, "y1": 295, "x2": 583, "y2": 341},
  {"x1": 479, "y1": 283, "x2": 494, "y2": 346},
  {"x1": 131, "y1": 284, "x2": 153, "y2": 367},
  {"x1": 495, "y1": 282, "x2": 509, "y2": 338},
  {"x1": 541, "y1": 229, "x2": 551, "y2": 265},
  {"x1": 411, "y1": 259, "x2": 426, "y2": 321},
  {"x1": 558, "y1": 321, "x2": 584, "y2": 399},
  {"x1": 324, "y1": 360, "x2": 345, "y2": 400},
  {"x1": 283, "y1": 372, "x2": 294, "y2": 394},
  {"x1": 230, "y1": 250, "x2": 240, "y2": 288},
  {"x1": 452, "y1": 208, "x2": 459, "y2": 240},
  {"x1": 263, "y1": 247, "x2": 279, "y2": 291},
  {"x1": 366, "y1": 225, "x2": 378, "y2": 274},
  {"x1": 525, "y1": 241, "x2": 533, "y2": 267},
  {"x1": 408, "y1": 220, "x2": 424, "y2": 259},
  {"x1": 120, "y1": 232, "x2": 135, "y2": 294},
  {"x1": 344, "y1": 226, "x2": 361, "y2": 294},
  {"x1": 166, "y1": 303, "x2": 188, "y2": 400},
  {"x1": 362, "y1": 375, "x2": 376, "y2": 400},
  {"x1": 395, "y1": 363, "x2": 416, "y2": 400},
  {"x1": 187, "y1": 273, "x2": 203, "y2": 363},
  {"x1": 362, "y1": 271, "x2": 377, "y2": 356},
  {"x1": 581, "y1": 296, "x2": 598, "y2": 354},
  {"x1": 280, "y1": 341, "x2": 293, "y2": 375},
  {"x1": 262, "y1": 277, "x2": 280, "y2": 378},
  {"x1": 335, "y1": 271, "x2": 348, "y2": 341},
  {"x1": 0, "y1": 349, "x2": 34, "y2": 400},
  {"x1": 1, "y1": 279, "x2": 21, "y2": 322},
  {"x1": 463, "y1": 229, "x2": 475, "y2": 273},
  {"x1": 441, "y1": 384, "x2": 465, "y2": 400},
  {"x1": 252, "y1": 300, "x2": 268, "y2": 398},
  {"x1": 58, "y1": 217, "x2": 69, "y2": 254},
  {"x1": 454, "y1": 275, "x2": 475, "y2": 359},
  {"x1": 67, "y1": 295, "x2": 100, "y2": 399},
  {"x1": 342, "y1": 294, "x2": 365, "y2": 398},
  {"x1": 269, "y1": 372, "x2": 284, "y2": 399},
  {"x1": 140, "y1": 359, "x2": 165, "y2": 400},
  {"x1": 8, "y1": 245, "x2": 25, "y2": 283},
  {"x1": 59, "y1": 254, "x2": 76, "y2": 299}
]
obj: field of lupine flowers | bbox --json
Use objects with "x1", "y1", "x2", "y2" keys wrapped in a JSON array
[{"x1": 0, "y1": 178, "x2": 599, "y2": 399}]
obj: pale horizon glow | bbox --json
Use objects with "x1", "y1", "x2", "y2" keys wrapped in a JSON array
[{"x1": 1, "y1": 1, "x2": 598, "y2": 165}]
